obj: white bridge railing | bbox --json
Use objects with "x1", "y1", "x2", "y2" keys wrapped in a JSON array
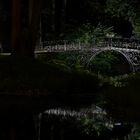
[
  {"x1": 36, "y1": 40, "x2": 82, "y2": 52},
  {"x1": 35, "y1": 38, "x2": 140, "y2": 53}
]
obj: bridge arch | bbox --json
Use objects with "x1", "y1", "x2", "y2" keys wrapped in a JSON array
[{"x1": 87, "y1": 48, "x2": 135, "y2": 72}]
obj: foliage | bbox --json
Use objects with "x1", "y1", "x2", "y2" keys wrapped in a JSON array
[
  {"x1": 105, "y1": 0, "x2": 140, "y2": 38},
  {"x1": 124, "y1": 126, "x2": 140, "y2": 140},
  {"x1": 113, "y1": 125, "x2": 140, "y2": 140},
  {"x1": 132, "y1": 19, "x2": 140, "y2": 38},
  {"x1": 100, "y1": 72, "x2": 140, "y2": 122},
  {"x1": 80, "y1": 111, "x2": 112, "y2": 136},
  {"x1": 66, "y1": 23, "x2": 114, "y2": 44},
  {"x1": 108, "y1": 74, "x2": 129, "y2": 87},
  {"x1": 88, "y1": 52, "x2": 119, "y2": 75},
  {"x1": 97, "y1": 74, "x2": 130, "y2": 89},
  {"x1": 105, "y1": 0, "x2": 136, "y2": 23}
]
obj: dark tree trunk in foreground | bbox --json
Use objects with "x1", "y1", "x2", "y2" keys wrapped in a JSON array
[
  {"x1": 28, "y1": 0, "x2": 42, "y2": 57},
  {"x1": 11, "y1": 0, "x2": 42, "y2": 58},
  {"x1": 11, "y1": 0, "x2": 21, "y2": 55}
]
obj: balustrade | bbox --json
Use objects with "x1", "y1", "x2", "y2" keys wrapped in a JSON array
[{"x1": 35, "y1": 37, "x2": 140, "y2": 72}]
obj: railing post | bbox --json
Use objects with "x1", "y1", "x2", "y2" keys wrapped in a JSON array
[
  {"x1": 64, "y1": 41, "x2": 67, "y2": 51},
  {"x1": 78, "y1": 41, "x2": 81, "y2": 50},
  {"x1": 110, "y1": 38, "x2": 112, "y2": 48},
  {"x1": 55, "y1": 45, "x2": 57, "y2": 51},
  {"x1": 40, "y1": 42, "x2": 43, "y2": 50}
]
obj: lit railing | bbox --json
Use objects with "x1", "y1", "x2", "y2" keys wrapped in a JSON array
[{"x1": 35, "y1": 37, "x2": 140, "y2": 52}]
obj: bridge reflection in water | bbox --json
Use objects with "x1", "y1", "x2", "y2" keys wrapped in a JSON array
[
  {"x1": 37, "y1": 106, "x2": 108, "y2": 140},
  {"x1": 35, "y1": 37, "x2": 140, "y2": 72}
]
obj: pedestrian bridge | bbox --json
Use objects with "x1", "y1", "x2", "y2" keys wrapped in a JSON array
[{"x1": 35, "y1": 37, "x2": 140, "y2": 72}]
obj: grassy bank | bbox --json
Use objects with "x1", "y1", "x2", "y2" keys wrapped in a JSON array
[{"x1": 0, "y1": 55, "x2": 100, "y2": 97}]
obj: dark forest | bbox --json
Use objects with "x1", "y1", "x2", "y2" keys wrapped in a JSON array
[{"x1": 0, "y1": 1, "x2": 140, "y2": 140}]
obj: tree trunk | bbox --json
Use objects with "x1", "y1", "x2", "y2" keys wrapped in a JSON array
[
  {"x1": 11, "y1": 0, "x2": 21, "y2": 55},
  {"x1": 11, "y1": 0, "x2": 42, "y2": 58},
  {"x1": 27, "y1": 0, "x2": 42, "y2": 57}
]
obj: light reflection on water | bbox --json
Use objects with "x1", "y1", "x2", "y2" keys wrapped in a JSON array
[{"x1": 36, "y1": 105, "x2": 114, "y2": 140}]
